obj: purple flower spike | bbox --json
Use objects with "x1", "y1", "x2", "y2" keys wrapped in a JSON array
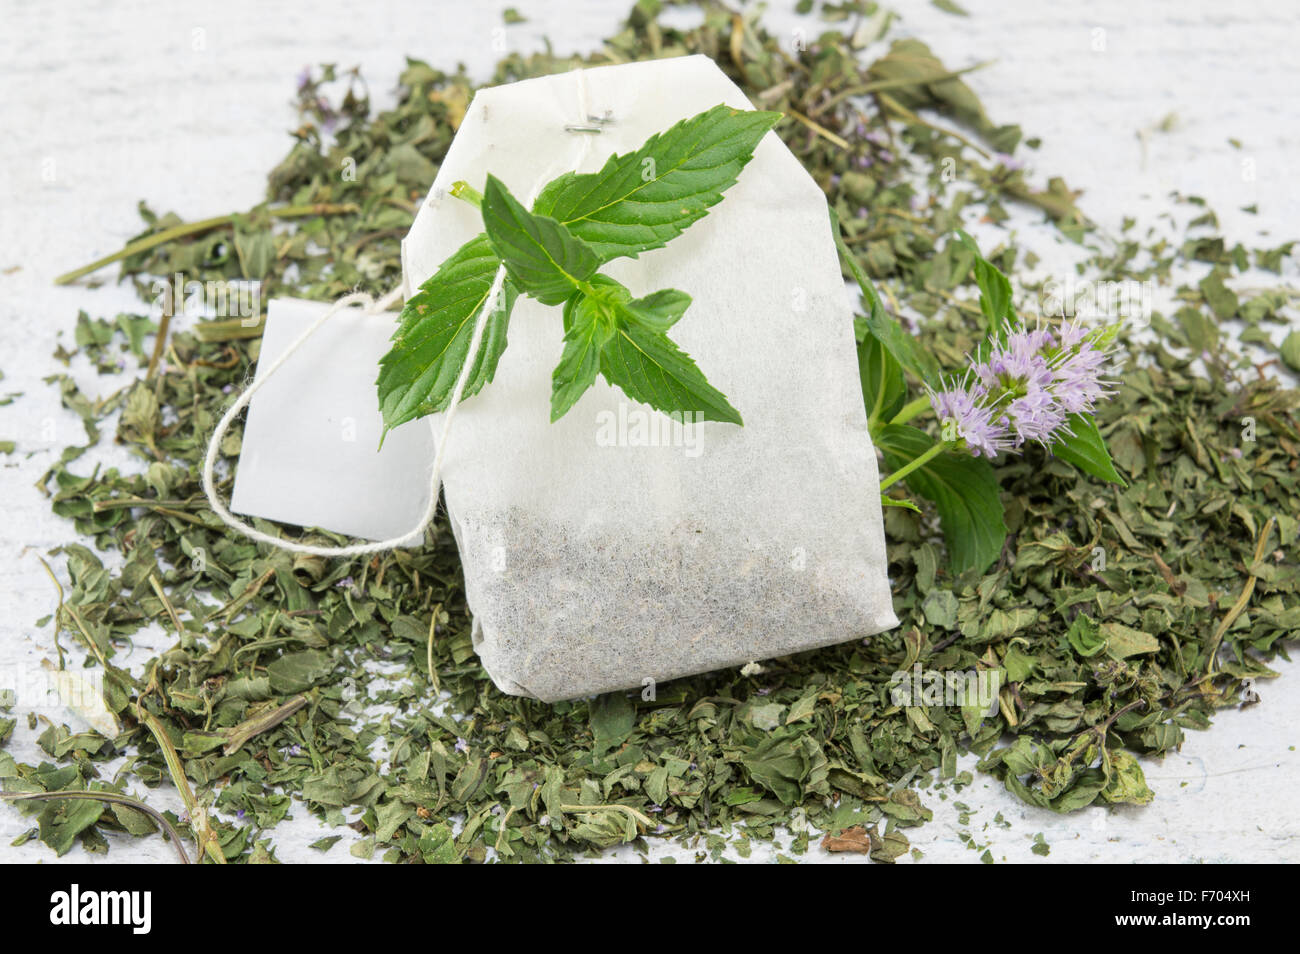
[
  {"x1": 929, "y1": 319, "x2": 1113, "y2": 459},
  {"x1": 1048, "y1": 320, "x2": 1112, "y2": 415},
  {"x1": 928, "y1": 383, "x2": 1013, "y2": 458},
  {"x1": 1005, "y1": 391, "x2": 1067, "y2": 445}
]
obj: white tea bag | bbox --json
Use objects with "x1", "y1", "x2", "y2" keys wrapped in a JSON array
[
  {"x1": 400, "y1": 56, "x2": 898, "y2": 701},
  {"x1": 230, "y1": 298, "x2": 434, "y2": 541}
]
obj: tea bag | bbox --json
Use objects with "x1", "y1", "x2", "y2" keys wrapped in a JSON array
[
  {"x1": 231, "y1": 55, "x2": 899, "y2": 702},
  {"x1": 401, "y1": 56, "x2": 898, "y2": 700}
]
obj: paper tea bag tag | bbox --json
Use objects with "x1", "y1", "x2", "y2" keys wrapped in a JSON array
[{"x1": 229, "y1": 297, "x2": 434, "y2": 541}]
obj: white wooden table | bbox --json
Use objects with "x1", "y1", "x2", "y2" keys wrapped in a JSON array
[{"x1": 1, "y1": 0, "x2": 1296, "y2": 863}]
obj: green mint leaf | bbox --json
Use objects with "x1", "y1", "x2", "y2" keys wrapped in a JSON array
[
  {"x1": 533, "y1": 104, "x2": 781, "y2": 262},
  {"x1": 830, "y1": 208, "x2": 940, "y2": 386},
  {"x1": 1050, "y1": 413, "x2": 1127, "y2": 485},
  {"x1": 599, "y1": 317, "x2": 742, "y2": 426},
  {"x1": 858, "y1": 333, "x2": 906, "y2": 432},
  {"x1": 377, "y1": 233, "x2": 517, "y2": 433},
  {"x1": 876, "y1": 423, "x2": 1008, "y2": 574},
  {"x1": 1280, "y1": 329, "x2": 1300, "y2": 372},
  {"x1": 551, "y1": 293, "x2": 613, "y2": 422},
  {"x1": 548, "y1": 277, "x2": 739, "y2": 424},
  {"x1": 481, "y1": 174, "x2": 599, "y2": 305},
  {"x1": 954, "y1": 229, "x2": 1016, "y2": 330},
  {"x1": 1066, "y1": 613, "x2": 1107, "y2": 657},
  {"x1": 567, "y1": 277, "x2": 740, "y2": 425},
  {"x1": 620, "y1": 287, "x2": 691, "y2": 331}
]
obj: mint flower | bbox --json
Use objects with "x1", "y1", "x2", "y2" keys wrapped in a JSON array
[
  {"x1": 928, "y1": 321, "x2": 1113, "y2": 458},
  {"x1": 928, "y1": 379, "x2": 1012, "y2": 458},
  {"x1": 1049, "y1": 321, "x2": 1112, "y2": 414}
]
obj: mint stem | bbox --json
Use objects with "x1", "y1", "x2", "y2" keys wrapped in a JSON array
[
  {"x1": 450, "y1": 180, "x2": 484, "y2": 209},
  {"x1": 53, "y1": 203, "x2": 359, "y2": 286},
  {"x1": 879, "y1": 440, "x2": 948, "y2": 491},
  {"x1": 890, "y1": 395, "x2": 931, "y2": 426}
]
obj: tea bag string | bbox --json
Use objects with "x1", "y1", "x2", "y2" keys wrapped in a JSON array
[{"x1": 201, "y1": 71, "x2": 598, "y2": 558}]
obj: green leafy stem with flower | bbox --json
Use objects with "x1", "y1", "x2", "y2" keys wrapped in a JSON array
[{"x1": 832, "y1": 211, "x2": 1125, "y2": 575}]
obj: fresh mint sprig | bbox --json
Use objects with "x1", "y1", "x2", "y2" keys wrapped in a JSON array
[{"x1": 376, "y1": 103, "x2": 780, "y2": 435}]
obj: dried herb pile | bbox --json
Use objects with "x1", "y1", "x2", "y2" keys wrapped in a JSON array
[{"x1": 2, "y1": 0, "x2": 1297, "y2": 863}]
